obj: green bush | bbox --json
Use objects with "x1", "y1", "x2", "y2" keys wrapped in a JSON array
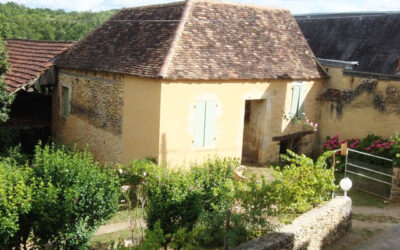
[
  {"x1": 0, "y1": 161, "x2": 33, "y2": 247},
  {"x1": 120, "y1": 158, "x2": 239, "y2": 249},
  {"x1": 271, "y1": 150, "x2": 336, "y2": 217},
  {"x1": 120, "y1": 154, "x2": 336, "y2": 249},
  {"x1": 19, "y1": 145, "x2": 120, "y2": 248}
]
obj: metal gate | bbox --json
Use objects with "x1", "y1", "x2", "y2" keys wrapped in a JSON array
[{"x1": 345, "y1": 149, "x2": 393, "y2": 199}]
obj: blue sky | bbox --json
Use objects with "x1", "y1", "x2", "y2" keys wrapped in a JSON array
[{"x1": 1, "y1": 0, "x2": 400, "y2": 14}]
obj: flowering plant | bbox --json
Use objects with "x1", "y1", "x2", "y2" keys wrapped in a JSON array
[{"x1": 303, "y1": 113, "x2": 318, "y2": 131}]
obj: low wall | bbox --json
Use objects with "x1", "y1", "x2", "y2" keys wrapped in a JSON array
[
  {"x1": 234, "y1": 196, "x2": 352, "y2": 250},
  {"x1": 391, "y1": 168, "x2": 400, "y2": 202}
]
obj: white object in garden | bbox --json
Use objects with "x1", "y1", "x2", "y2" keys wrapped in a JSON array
[{"x1": 340, "y1": 177, "x2": 352, "y2": 197}]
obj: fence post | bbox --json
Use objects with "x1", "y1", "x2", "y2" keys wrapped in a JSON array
[{"x1": 390, "y1": 164, "x2": 400, "y2": 202}]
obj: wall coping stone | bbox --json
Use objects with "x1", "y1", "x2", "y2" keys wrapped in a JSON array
[{"x1": 234, "y1": 196, "x2": 352, "y2": 250}]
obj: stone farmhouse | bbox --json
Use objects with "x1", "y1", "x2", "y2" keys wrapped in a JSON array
[{"x1": 52, "y1": 0, "x2": 325, "y2": 165}]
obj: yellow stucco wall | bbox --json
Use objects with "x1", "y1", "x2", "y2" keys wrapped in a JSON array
[
  {"x1": 319, "y1": 66, "x2": 400, "y2": 145},
  {"x1": 52, "y1": 69, "x2": 124, "y2": 164},
  {"x1": 54, "y1": 69, "x2": 322, "y2": 165},
  {"x1": 158, "y1": 79, "x2": 322, "y2": 165},
  {"x1": 120, "y1": 76, "x2": 162, "y2": 165}
]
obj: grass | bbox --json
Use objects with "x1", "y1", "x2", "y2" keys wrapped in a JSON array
[
  {"x1": 353, "y1": 213, "x2": 400, "y2": 223},
  {"x1": 89, "y1": 207, "x2": 146, "y2": 248},
  {"x1": 106, "y1": 207, "x2": 144, "y2": 225},
  {"x1": 242, "y1": 163, "x2": 276, "y2": 181},
  {"x1": 89, "y1": 228, "x2": 133, "y2": 248}
]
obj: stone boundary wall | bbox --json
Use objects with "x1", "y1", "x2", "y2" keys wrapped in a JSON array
[
  {"x1": 234, "y1": 196, "x2": 352, "y2": 250},
  {"x1": 391, "y1": 167, "x2": 400, "y2": 202}
]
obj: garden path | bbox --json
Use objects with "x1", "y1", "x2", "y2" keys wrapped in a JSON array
[
  {"x1": 328, "y1": 203, "x2": 400, "y2": 250},
  {"x1": 95, "y1": 222, "x2": 131, "y2": 235}
]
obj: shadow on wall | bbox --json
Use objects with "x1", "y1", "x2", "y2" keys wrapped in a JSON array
[
  {"x1": 160, "y1": 133, "x2": 167, "y2": 164},
  {"x1": 240, "y1": 82, "x2": 288, "y2": 164},
  {"x1": 277, "y1": 81, "x2": 321, "y2": 160},
  {"x1": 243, "y1": 80, "x2": 321, "y2": 164}
]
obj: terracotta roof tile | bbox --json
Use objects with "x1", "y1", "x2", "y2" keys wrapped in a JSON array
[
  {"x1": 55, "y1": 0, "x2": 325, "y2": 80},
  {"x1": 5, "y1": 39, "x2": 74, "y2": 93}
]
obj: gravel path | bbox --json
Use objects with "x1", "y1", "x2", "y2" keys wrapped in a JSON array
[
  {"x1": 328, "y1": 205, "x2": 400, "y2": 250},
  {"x1": 353, "y1": 224, "x2": 400, "y2": 250}
]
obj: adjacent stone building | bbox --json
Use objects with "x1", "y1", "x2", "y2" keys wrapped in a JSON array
[
  {"x1": 296, "y1": 13, "x2": 400, "y2": 146},
  {"x1": 53, "y1": 0, "x2": 325, "y2": 165},
  {"x1": 1, "y1": 39, "x2": 73, "y2": 153}
]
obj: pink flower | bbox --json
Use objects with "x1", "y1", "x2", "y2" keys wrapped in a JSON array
[
  {"x1": 370, "y1": 144, "x2": 375, "y2": 148},
  {"x1": 366, "y1": 147, "x2": 371, "y2": 151},
  {"x1": 386, "y1": 146, "x2": 391, "y2": 149}
]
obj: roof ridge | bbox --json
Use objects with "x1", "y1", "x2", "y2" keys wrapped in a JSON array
[
  {"x1": 196, "y1": 0, "x2": 289, "y2": 12},
  {"x1": 120, "y1": 1, "x2": 186, "y2": 11},
  {"x1": 6, "y1": 38, "x2": 74, "y2": 44},
  {"x1": 159, "y1": 0, "x2": 194, "y2": 78}
]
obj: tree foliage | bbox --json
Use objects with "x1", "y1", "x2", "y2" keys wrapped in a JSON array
[
  {"x1": 0, "y1": 2, "x2": 116, "y2": 41},
  {"x1": 0, "y1": 38, "x2": 14, "y2": 123}
]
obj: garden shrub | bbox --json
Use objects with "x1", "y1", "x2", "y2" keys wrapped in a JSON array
[
  {"x1": 120, "y1": 154, "x2": 337, "y2": 249},
  {"x1": 120, "y1": 158, "x2": 240, "y2": 249},
  {"x1": 19, "y1": 144, "x2": 120, "y2": 248},
  {"x1": 0, "y1": 161, "x2": 33, "y2": 248},
  {"x1": 271, "y1": 150, "x2": 336, "y2": 217}
]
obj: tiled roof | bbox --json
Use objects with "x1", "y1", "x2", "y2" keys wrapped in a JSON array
[
  {"x1": 296, "y1": 13, "x2": 400, "y2": 75},
  {"x1": 55, "y1": 0, "x2": 325, "y2": 80},
  {"x1": 5, "y1": 39, "x2": 73, "y2": 93}
]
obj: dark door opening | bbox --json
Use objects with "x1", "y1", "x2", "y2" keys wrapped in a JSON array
[
  {"x1": 241, "y1": 99, "x2": 266, "y2": 164},
  {"x1": 279, "y1": 137, "x2": 301, "y2": 156}
]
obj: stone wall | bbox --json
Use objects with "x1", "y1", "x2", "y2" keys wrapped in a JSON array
[
  {"x1": 391, "y1": 167, "x2": 400, "y2": 202},
  {"x1": 52, "y1": 69, "x2": 124, "y2": 164},
  {"x1": 234, "y1": 196, "x2": 352, "y2": 250}
]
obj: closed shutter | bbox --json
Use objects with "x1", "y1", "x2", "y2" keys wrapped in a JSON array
[
  {"x1": 194, "y1": 101, "x2": 206, "y2": 147},
  {"x1": 290, "y1": 85, "x2": 300, "y2": 118},
  {"x1": 204, "y1": 100, "x2": 217, "y2": 146},
  {"x1": 298, "y1": 85, "x2": 307, "y2": 118}
]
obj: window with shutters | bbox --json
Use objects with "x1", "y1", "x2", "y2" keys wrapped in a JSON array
[
  {"x1": 193, "y1": 100, "x2": 217, "y2": 148},
  {"x1": 289, "y1": 82, "x2": 307, "y2": 119},
  {"x1": 61, "y1": 86, "x2": 70, "y2": 117}
]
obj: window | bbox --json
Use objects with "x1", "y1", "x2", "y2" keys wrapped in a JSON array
[
  {"x1": 289, "y1": 83, "x2": 307, "y2": 119},
  {"x1": 62, "y1": 86, "x2": 70, "y2": 117},
  {"x1": 193, "y1": 100, "x2": 217, "y2": 148}
]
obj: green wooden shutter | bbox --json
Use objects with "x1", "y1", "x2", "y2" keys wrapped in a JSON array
[
  {"x1": 290, "y1": 85, "x2": 300, "y2": 118},
  {"x1": 298, "y1": 85, "x2": 307, "y2": 118},
  {"x1": 204, "y1": 100, "x2": 217, "y2": 146},
  {"x1": 63, "y1": 87, "x2": 69, "y2": 116},
  {"x1": 194, "y1": 101, "x2": 206, "y2": 147}
]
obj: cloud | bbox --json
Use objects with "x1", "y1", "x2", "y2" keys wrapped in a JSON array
[{"x1": 0, "y1": 0, "x2": 400, "y2": 13}]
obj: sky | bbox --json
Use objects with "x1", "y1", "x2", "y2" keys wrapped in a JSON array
[{"x1": 1, "y1": 0, "x2": 400, "y2": 14}]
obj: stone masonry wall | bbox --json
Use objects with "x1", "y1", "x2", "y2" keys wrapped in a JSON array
[
  {"x1": 391, "y1": 167, "x2": 400, "y2": 202},
  {"x1": 52, "y1": 69, "x2": 124, "y2": 164},
  {"x1": 234, "y1": 196, "x2": 352, "y2": 250}
]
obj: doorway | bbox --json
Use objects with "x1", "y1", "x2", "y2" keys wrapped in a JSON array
[{"x1": 241, "y1": 99, "x2": 266, "y2": 163}]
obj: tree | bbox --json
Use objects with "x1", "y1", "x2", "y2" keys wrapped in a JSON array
[{"x1": 0, "y1": 38, "x2": 14, "y2": 122}]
